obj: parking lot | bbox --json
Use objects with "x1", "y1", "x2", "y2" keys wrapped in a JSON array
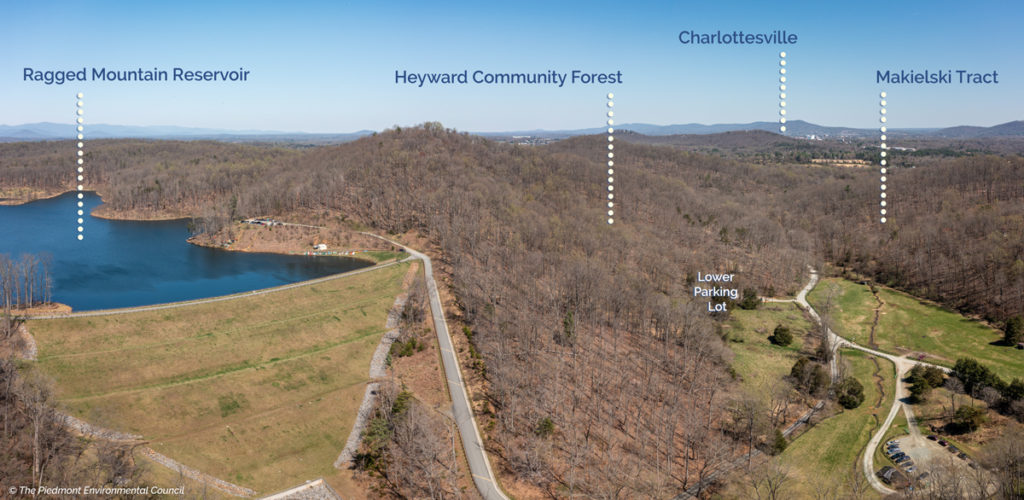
[{"x1": 882, "y1": 434, "x2": 993, "y2": 495}]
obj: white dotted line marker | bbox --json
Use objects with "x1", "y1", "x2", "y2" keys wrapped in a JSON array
[
  {"x1": 879, "y1": 91, "x2": 887, "y2": 224},
  {"x1": 779, "y1": 52, "x2": 787, "y2": 132},
  {"x1": 606, "y1": 92, "x2": 615, "y2": 225},
  {"x1": 76, "y1": 93, "x2": 84, "y2": 240}
]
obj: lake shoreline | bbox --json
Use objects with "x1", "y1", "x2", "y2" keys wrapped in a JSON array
[
  {"x1": 2, "y1": 190, "x2": 384, "y2": 311},
  {"x1": 3, "y1": 189, "x2": 386, "y2": 262},
  {"x1": 2, "y1": 189, "x2": 192, "y2": 220},
  {"x1": 8, "y1": 302, "x2": 73, "y2": 316},
  {"x1": 185, "y1": 234, "x2": 382, "y2": 268},
  {"x1": 0, "y1": 188, "x2": 70, "y2": 206}
]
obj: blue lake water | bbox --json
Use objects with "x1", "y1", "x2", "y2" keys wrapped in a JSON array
[{"x1": 0, "y1": 192, "x2": 370, "y2": 311}]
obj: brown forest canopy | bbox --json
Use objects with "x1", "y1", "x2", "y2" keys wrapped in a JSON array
[
  {"x1": 2, "y1": 125, "x2": 1023, "y2": 494},
  {"x1": 2, "y1": 127, "x2": 1020, "y2": 321}
]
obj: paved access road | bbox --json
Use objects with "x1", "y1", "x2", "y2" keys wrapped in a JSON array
[
  {"x1": 27, "y1": 230, "x2": 508, "y2": 499},
  {"x1": 793, "y1": 268, "x2": 951, "y2": 495},
  {"x1": 360, "y1": 233, "x2": 509, "y2": 500}
]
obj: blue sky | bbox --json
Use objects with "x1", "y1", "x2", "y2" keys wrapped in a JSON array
[{"x1": 1, "y1": 0, "x2": 1021, "y2": 132}]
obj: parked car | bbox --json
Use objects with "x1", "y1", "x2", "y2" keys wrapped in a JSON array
[
  {"x1": 958, "y1": 452, "x2": 968, "y2": 460},
  {"x1": 927, "y1": 435, "x2": 938, "y2": 441},
  {"x1": 895, "y1": 456, "x2": 911, "y2": 464},
  {"x1": 902, "y1": 460, "x2": 915, "y2": 469},
  {"x1": 938, "y1": 439, "x2": 948, "y2": 446},
  {"x1": 948, "y1": 445, "x2": 960, "y2": 454},
  {"x1": 905, "y1": 466, "x2": 917, "y2": 474}
]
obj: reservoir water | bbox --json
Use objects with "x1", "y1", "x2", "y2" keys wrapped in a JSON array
[{"x1": 0, "y1": 192, "x2": 371, "y2": 311}]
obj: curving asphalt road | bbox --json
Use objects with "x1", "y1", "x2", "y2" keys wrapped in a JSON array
[
  {"x1": 359, "y1": 233, "x2": 509, "y2": 500},
  {"x1": 27, "y1": 230, "x2": 507, "y2": 499},
  {"x1": 30, "y1": 239, "x2": 949, "y2": 498},
  {"x1": 793, "y1": 268, "x2": 951, "y2": 495}
]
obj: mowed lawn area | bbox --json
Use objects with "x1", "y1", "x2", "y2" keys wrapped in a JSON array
[
  {"x1": 809, "y1": 278, "x2": 1021, "y2": 380},
  {"x1": 26, "y1": 261, "x2": 411, "y2": 493},
  {"x1": 723, "y1": 301, "x2": 812, "y2": 393},
  {"x1": 780, "y1": 349, "x2": 895, "y2": 499}
]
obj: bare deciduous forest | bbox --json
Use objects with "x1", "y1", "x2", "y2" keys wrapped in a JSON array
[{"x1": 1, "y1": 125, "x2": 1023, "y2": 496}]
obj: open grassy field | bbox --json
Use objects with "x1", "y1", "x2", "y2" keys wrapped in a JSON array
[
  {"x1": 723, "y1": 302, "x2": 812, "y2": 393},
  {"x1": 778, "y1": 349, "x2": 895, "y2": 499},
  {"x1": 25, "y1": 262, "x2": 411, "y2": 494},
  {"x1": 808, "y1": 278, "x2": 877, "y2": 346},
  {"x1": 809, "y1": 277, "x2": 1022, "y2": 380},
  {"x1": 358, "y1": 250, "x2": 405, "y2": 263}
]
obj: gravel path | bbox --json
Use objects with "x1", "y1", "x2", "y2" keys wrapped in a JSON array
[
  {"x1": 719, "y1": 270, "x2": 955, "y2": 497},
  {"x1": 59, "y1": 413, "x2": 142, "y2": 442},
  {"x1": 334, "y1": 292, "x2": 408, "y2": 469},
  {"x1": 57, "y1": 412, "x2": 256, "y2": 496},
  {"x1": 358, "y1": 233, "x2": 509, "y2": 500},
  {"x1": 24, "y1": 259, "x2": 409, "y2": 320},
  {"x1": 14, "y1": 322, "x2": 37, "y2": 360},
  {"x1": 18, "y1": 260, "x2": 414, "y2": 497},
  {"x1": 793, "y1": 268, "x2": 953, "y2": 495},
  {"x1": 259, "y1": 478, "x2": 342, "y2": 500},
  {"x1": 141, "y1": 447, "x2": 257, "y2": 497},
  {"x1": 10, "y1": 317, "x2": 255, "y2": 496}
]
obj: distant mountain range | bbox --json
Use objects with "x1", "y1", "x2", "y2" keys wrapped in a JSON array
[
  {"x1": 0, "y1": 122, "x2": 374, "y2": 143},
  {"x1": 926, "y1": 120, "x2": 1024, "y2": 138},
  {"x1": 482, "y1": 120, "x2": 1024, "y2": 139},
  {"x1": 478, "y1": 120, "x2": 886, "y2": 138},
  {"x1": 1, "y1": 120, "x2": 1021, "y2": 142}
]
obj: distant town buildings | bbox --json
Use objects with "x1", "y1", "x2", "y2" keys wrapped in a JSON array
[{"x1": 501, "y1": 136, "x2": 558, "y2": 146}]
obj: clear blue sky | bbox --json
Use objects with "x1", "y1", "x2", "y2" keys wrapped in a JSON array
[{"x1": 2, "y1": 0, "x2": 1021, "y2": 132}]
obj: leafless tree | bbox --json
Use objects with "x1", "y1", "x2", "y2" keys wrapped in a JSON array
[
  {"x1": 982, "y1": 433, "x2": 1024, "y2": 499},
  {"x1": 730, "y1": 394, "x2": 768, "y2": 467},
  {"x1": 980, "y1": 386, "x2": 1002, "y2": 407},
  {"x1": 749, "y1": 459, "x2": 791, "y2": 500},
  {"x1": 843, "y1": 467, "x2": 871, "y2": 500},
  {"x1": 811, "y1": 478, "x2": 838, "y2": 500},
  {"x1": 765, "y1": 378, "x2": 793, "y2": 429},
  {"x1": 945, "y1": 377, "x2": 965, "y2": 415}
]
